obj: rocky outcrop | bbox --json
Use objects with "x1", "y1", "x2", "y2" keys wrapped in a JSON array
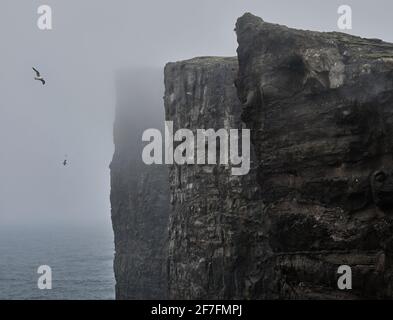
[
  {"x1": 235, "y1": 13, "x2": 393, "y2": 299},
  {"x1": 164, "y1": 57, "x2": 263, "y2": 299},
  {"x1": 112, "y1": 14, "x2": 393, "y2": 300},
  {"x1": 110, "y1": 69, "x2": 170, "y2": 299}
]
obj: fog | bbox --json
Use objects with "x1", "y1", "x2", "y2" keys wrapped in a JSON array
[{"x1": 0, "y1": 0, "x2": 392, "y2": 230}]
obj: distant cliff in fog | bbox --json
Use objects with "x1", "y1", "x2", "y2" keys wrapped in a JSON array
[{"x1": 110, "y1": 69, "x2": 169, "y2": 299}]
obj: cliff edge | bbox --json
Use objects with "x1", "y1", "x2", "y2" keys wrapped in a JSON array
[{"x1": 235, "y1": 13, "x2": 393, "y2": 298}]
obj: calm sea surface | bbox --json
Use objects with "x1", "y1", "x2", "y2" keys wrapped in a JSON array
[{"x1": 0, "y1": 225, "x2": 115, "y2": 299}]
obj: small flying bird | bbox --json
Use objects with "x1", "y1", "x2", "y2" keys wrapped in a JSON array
[
  {"x1": 63, "y1": 155, "x2": 68, "y2": 166},
  {"x1": 32, "y1": 67, "x2": 45, "y2": 85}
]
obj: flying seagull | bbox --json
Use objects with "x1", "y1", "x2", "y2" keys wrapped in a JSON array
[
  {"x1": 63, "y1": 155, "x2": 68, "y2": 166},
  {"x1": 32, "y1": 67, "x2": 45, "y2": 85}
]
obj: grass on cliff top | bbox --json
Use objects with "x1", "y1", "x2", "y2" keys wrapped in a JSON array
[{"x1": 168, "y1": 56, "x2": 237, "y2": 67}]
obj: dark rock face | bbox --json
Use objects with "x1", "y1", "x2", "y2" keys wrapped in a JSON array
[
  {"x1": 164, "y1": 57, "x2": 263, "y2": 299},
  {"x1": 111, "y1": 14, "x2": 393, "y2": 300},
  {"x1": 235, "y1": 13, "x2": 393, "y2": 298},
  {"x1": 110, "y1": 69, "x2": 170, "y2": 299}
]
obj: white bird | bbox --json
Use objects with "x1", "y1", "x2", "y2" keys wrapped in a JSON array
[{"x1": 32, "y1": 67, "x2": 45, "y2": 85}]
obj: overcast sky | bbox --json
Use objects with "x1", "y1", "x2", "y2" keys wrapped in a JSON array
[{"x1": 0, "y1": 0, "x2": 392, "y2": 230}]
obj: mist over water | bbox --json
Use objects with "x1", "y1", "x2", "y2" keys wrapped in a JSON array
[{"x1": 0, "y1": 225, "x2": 114, "y2": 299}]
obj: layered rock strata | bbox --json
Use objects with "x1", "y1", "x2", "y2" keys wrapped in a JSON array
[
  {"x1": 164, "y1": 57, "x2": 263, "y2": 299},
  {"x1": 235, "y1": 13, "x2": 393, "y2": 298}
]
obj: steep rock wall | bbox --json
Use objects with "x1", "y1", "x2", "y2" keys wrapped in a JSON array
[
  {"x1": 164, "y1": 57, "x2": 263, "y2": 299},
  {"x1": 112, "y1": 14, "x2": 393, "y2": 300},
  {"x1": 235, "y1": 13, "x2": 393, "y2": 299}
]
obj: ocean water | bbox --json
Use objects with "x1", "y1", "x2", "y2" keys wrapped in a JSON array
[{"x1": 0, "y1": 225, "x2": 115, "y2": 300}]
